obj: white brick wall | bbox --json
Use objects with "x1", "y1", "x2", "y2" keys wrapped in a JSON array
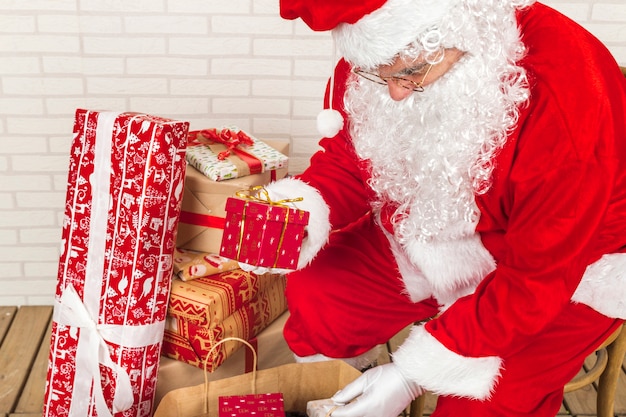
[{"x1": 0, "y1": 0, "x2": 624, "y2": 305}]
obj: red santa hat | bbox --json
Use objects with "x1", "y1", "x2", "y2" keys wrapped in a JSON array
[
  {"x1": 280, "y1": 0, "x2": 453, "y2": 137},
  {"x1": 280, "y1": 0, "x2": 453, "y2": 69}
]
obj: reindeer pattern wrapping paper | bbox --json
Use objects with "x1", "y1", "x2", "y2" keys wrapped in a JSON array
[{"x1": 43, "y1": 109, "x2": 189, "y2": 417}]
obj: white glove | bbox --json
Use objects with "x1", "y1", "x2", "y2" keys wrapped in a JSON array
[{"x1": 330, "y1": 363, "x2": 423, "y2": 417}]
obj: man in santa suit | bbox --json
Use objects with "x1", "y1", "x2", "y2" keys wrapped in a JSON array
[{"x1": 258, "y1": 0, "x2": 626, "y2": 415}]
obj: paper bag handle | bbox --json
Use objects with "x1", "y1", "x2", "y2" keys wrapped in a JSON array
[{"x1": 202, "y1": 337, "x2": 259, "y2": 413}]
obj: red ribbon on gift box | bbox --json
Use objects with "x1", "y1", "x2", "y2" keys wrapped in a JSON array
[
  {"x1": 189, "y1": 129, "x2": 263, "y2": 175},
  {"x1": 179, "y1": 210, "x2": 226, "y2": 229}
]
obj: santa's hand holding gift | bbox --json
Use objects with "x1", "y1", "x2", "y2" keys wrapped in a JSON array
[{"x1": 271, "y1": 0, "x2": 626, "y2": 416}]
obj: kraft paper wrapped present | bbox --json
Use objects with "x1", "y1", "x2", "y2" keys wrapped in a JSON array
[
  {"x1": 220, "y1": 193, "x2": 309, "y2": 270},
  {"x1": 43, "y1": 109, "x2": 189, "y2": 417},
  {"x1": 219, "y1": 393, "x2": 285, "y2": 417},
  {"x1": 187, "y1": 128, "x2": 288, "y2": 181},
  {"x1": 167, "y1": 269, "x2": 281, "y2": 327},
  {"x1": 307, "y1": 399, "x2": 337, "y2": 417},
  {"x1": 173, "y1": 248, "x2": 239, "y2": 281},
  {"x1": 176, "y1": 139, "x2": 289, "y2": 255},
  {"x1": 162, "y1": 273, "x2": 287, "y2": 371}
]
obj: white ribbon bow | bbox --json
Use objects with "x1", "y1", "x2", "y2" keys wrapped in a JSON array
[{"x1": 53, "y1": 284, "x2": 134, "y2": 417}]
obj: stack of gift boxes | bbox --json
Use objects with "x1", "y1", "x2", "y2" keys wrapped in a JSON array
[
  {"x1": 162, "y1": 250, "x2": 288, "y2": 371},
  {"x1": 45, "y1": 114, "x2": 299, "y2": 416},
  {"x1": 162, "y1": 128, "x2": 296, "y2": 372}
]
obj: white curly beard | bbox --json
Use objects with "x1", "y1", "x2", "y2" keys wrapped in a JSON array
[{"x1": 345, "y1": 5, "x2": 529, "y2": 246}]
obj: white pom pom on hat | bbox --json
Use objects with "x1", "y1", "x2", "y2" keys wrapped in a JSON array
[
  {"x1": 280, "y1": 0, "x2": 393, "y2": 138},
  {"x1": 317, "y1": 108, "x2": 344, "y2": 138}
]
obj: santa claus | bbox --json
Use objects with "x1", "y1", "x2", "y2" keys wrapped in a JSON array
[{"x1": 258, "y1": 0, "x2": 626, "y2": 415}]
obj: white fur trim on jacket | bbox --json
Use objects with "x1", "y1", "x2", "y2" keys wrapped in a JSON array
[
  {"x1": 378, "y1": 219, "x2": 434, "y2": 303},
  {"x1": 571, "y1": 253, "x2": 626, "y2": 319},
  {"x1": 264, "y1": 177, "x2": 331, "y2": 270},
  {"x1": 392, "y1": 325, "x2": 502, "y2": 399},
  {"x1": 404, "y1": 233, "x2": 496, "y2": 308}
]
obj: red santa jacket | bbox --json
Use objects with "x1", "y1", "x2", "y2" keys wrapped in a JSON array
[{"x1": 265, "y1": 2, "x2": 626, "y2": 399}]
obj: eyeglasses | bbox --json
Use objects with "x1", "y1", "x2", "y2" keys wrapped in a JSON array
[{"x1": 353, "y1": 63, "x2": 434, "y2": 92}]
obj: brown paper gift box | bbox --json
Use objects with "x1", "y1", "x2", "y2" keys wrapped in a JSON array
[
  {"x1": 167, "y1": 269, "x2": 282, "y2": 327},
  {"x1": 176, "y1": 140, "x2": 289, "y2": 254},
  {"x1": 163, "y1": 271, "x2": 287, "y2": 371},
  {"x1": 161, "y1": 283, "x2": 288, "y2": 372}
]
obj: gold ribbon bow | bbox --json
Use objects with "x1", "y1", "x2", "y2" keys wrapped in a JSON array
[{"x1": 235, "y1": 185, "x2": 303, "y2": 208}]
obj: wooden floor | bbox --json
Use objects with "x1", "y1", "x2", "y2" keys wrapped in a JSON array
[
  {"x1": 0, "y1": 306, "x2": 52, "y2": 417},
  {"x1": 1, "y1": 306, "x2": 625, "y2": 417}
]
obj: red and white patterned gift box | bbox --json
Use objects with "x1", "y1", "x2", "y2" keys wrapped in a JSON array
[
  {"x1": 43, "y1": 109, "x2": 189, "y2": 417},
  {"x1": 173, "y1": 248, "x2": 239, "y2": 282}
]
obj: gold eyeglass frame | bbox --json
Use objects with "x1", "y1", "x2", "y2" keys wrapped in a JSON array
[{"x1": 353, "y1": 63, "x2": 434, "y2": 92}]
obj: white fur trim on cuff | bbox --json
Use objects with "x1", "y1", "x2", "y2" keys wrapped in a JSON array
[
  {"x1": 264, "y1": 177, "x2": 331, "y2": 269},
  {"x1": 572, "y1": 253, "x2": 626, "y2": 319},
  {"x1": 392, "y1": 325, "x2": 502, "y2": 400}
]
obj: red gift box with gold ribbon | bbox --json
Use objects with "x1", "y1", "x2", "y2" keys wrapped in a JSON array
[
  {"x1": 220, "y1": 188, "x2": 309, "y2": 270},
  {"x1": 43, "y1": 109, "x2": 189, "y2": 417}
]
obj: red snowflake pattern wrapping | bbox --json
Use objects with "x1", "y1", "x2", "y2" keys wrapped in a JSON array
[{"x1": 42, "y1": 109, "x2": 189, "y2": 417}]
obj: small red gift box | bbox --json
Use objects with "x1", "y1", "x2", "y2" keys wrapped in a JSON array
[
  {"x1": 219, "y1": 393, "x2": 285, "y2": 417},
  {"x1": 220, "y1": 191, "x2": 309, "y2": 270}
]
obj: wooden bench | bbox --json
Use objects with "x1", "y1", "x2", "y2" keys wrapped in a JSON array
[{"x1": 0, "y1": 306, "x2": 53, "y2": 417}]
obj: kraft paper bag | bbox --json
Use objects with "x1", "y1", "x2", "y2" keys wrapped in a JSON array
[{"x1": 154, "y1": 360, "x2": 361, "y2": 417}]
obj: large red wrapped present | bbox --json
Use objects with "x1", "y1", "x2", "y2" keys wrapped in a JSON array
[
  {"x1": 43, "y1": 109, "x2": 189, "y2": 417},
  {"x1": 175, "y1": 138, "x2": 288, "y2": 255},
  {"x1": 220, "y1": 191, "x2": 309, "y2": 270},
  {"x1": 162, "y1": 272, "x2": 287, "y2": 371}
]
